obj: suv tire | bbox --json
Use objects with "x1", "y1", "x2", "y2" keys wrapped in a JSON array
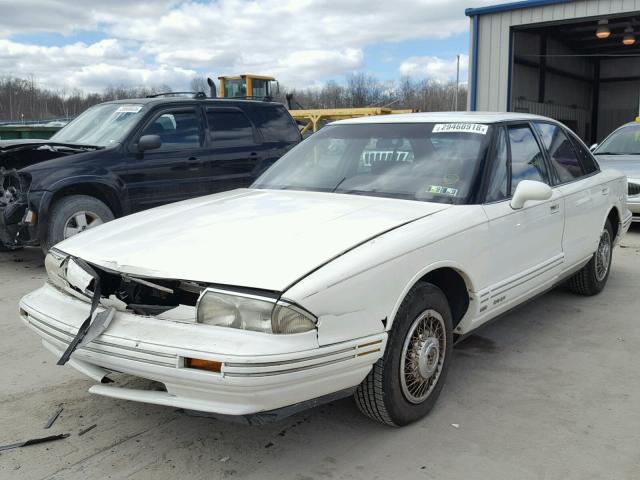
[{"x1": 43, "y1": 195, "x2": 114, "y2": 253}]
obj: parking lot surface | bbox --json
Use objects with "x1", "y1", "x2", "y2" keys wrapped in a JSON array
[{"x1": 1, "y1": 226, "x2": 639, "y2": 480}]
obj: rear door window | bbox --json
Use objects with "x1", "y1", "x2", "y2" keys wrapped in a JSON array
[
  {"x1": 250, "y1": 105, "x2": 300, "y2": 143},
  {"x1": 206, "y1": 109, "x2": 256, "y2": 145},
  {"x1": 534, "y1": 122, "x2": 584, "y2": 183},
  {"x1": 508, "y1": 125, "x2": 549, "y2": 194}
]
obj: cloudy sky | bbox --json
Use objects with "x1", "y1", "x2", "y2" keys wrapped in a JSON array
[{"x1": 0, "y1": 0, "x2": 494, "y2": 93}]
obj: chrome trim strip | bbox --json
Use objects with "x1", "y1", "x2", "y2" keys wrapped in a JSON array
[
  {"x1": 225, "y1": 346, "x2": 355, "y2": 368},
  {"x1": 224, "y1": 356, "x2": 353, "y2": 378},
  {"x1": 24, "y1": 312, "x2": 177, "y2": 367},
  {"x1": 491, "y1": 258, "x2": 563, "y2": 298},
  {"x1": 26, "y1": 313, "x2": 175, "y2": 359},
  {"x1": 490, "y1": 255, "x2": 564, "y2": 295},
  {"x1": 26, "y1": 319, "x2": 176, "y2": 368}
]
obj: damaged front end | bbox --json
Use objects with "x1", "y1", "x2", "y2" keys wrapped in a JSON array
[
  {"x1": 0, "y1": 141, "x2": 101, "y2": 249},
  {"x1": 46, "y1": 249, "x2": 205, "y2": 320},
  {"x1": 0, "y1": 167, "x2": 33, "y2": 249}
]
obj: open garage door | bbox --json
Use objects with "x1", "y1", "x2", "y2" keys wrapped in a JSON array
[{"x1": 510, "y1": 15, "x2": 640, "y2": 144}]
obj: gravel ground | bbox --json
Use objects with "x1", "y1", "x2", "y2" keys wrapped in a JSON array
[{"x1": 1, "y1": 226, "x2": 639, "y2": 480}]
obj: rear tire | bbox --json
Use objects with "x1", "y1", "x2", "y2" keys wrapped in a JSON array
[
  {"x1": 42, "y1": 195, "x2": 114, "y2": 253},
  {"x1": 354, "y1": 282, "x2": 453, "y2": 426},
  {"x1": 567, "y1": 219, "x2": 613, "y2": 296}
]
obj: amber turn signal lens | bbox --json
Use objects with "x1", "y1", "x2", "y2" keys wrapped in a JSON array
[{"x1": 185, "y1": 358, "x2": 222, "y2": 372}]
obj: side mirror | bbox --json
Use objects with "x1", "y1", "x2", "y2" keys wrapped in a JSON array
[
  {"x1": 590, "y1": 143, "x2": 598, "y2": 152},
  {"x1": 510, "y1": 180, "x2": 553, "y2": 210},
  {"x1": 138, "y1": 134, "x2": 161, "y2": 152}
]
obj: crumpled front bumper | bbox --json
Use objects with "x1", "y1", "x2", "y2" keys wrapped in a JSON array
[{"x1": 20, "y1": 283, "x2": 386, "y2": 417}]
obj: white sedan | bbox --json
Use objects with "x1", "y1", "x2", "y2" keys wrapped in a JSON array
[{"x1": 19, "y1": 112, "x2": 631, "y2": 426}]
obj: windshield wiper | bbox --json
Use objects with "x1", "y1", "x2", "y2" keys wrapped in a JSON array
[
  {"x1": 331, "y1": 177, "x2": 348, "y2": 193},
  {"x1": 594, "y1": 152, "x2": 626, "y2": 155}
]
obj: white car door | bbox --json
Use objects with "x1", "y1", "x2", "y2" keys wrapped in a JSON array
[
  {"x1": 480, "y1": 124, "x2": 565, "y2": 317},
  {"x1": 534, "y1": 122, "x2": 604, "y2": 268}
]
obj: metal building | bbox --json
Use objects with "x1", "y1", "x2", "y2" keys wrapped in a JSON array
[{"x1": 466, "y1": 0, "x2": 640, "y2": 143}]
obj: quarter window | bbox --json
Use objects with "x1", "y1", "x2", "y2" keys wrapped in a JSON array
[
  {"x1": 249, "y1": 106, "x2": 300, "y2": 143},
  {"x1": 534, "y1": 123, "x2": 583, "y2": 183},
  {"x1": 508, "y1": 126, "x2": 549, "y2": 194},
  {"x1": 141, "y1": 110, "x2": 201, "y2": 149},
  {"x1": 207, "y1": 109, "x2": 255, "y2": 144},
  {"x1": 570, "y1": 135, "x2": 599, "y2": 174}
]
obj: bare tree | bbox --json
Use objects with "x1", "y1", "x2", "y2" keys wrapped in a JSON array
[{"x1": 0, "y1": 74, "x2": 466, "y2": 123}]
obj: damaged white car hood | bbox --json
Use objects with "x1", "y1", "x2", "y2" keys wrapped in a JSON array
[{"x1": 56, "y1": 189, "x2": 450, "y2": 291}]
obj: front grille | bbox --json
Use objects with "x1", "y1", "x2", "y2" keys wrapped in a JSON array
[{"x1": 629, "y1": 182, "x2": 640, "y2": 197}]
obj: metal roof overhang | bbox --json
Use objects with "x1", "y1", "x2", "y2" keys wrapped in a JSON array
[{"x1": 465, "y1": 0, "x2": 572, "y2": 17}]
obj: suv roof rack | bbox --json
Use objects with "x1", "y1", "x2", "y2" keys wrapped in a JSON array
[
  {"x1": 146, "y1": 91, "x2": 208, "y2": 99},
  {"x1": 217, "y1": 96, "x2": 273, "y2": 102}
]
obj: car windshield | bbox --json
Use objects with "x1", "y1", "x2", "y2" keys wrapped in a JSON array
[
  {"x1": 595, "y1": 125, "x2": 640, "y2": 155},
  {"x1": 253, "y1": 122, "x2": 493, "y2": 204},
  {"x1": 50, "y1": 103, "x2": 146, "y2": 147}
]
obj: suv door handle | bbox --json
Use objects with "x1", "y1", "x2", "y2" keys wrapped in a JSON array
[
  {"x1": 550, "y1": 203, "x2": 560, "y2": 214},
  {"x1": 187, "y1": 156, "x2": 198, "y2": 161},
  {"x1": 601, "y1": 186, "x2": 610, "y2": 195}
]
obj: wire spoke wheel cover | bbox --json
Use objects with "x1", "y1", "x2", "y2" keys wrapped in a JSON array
[
  {"x1": 595, "y1": 228, "x2": 611, "y2": 282},
  {"x1": 63, "y1": 211, "x2": 103, "y2": 239},
  {"x1": 400, "y1": 309, "x2": 446, "y2": 404}
]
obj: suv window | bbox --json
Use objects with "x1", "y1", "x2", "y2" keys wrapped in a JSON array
[
  {"x1": 508, "y1": 125, "x2": 549, "y2": 194},
  {"x1": 534, "y1": 122, "x2": 584, "y2": 183},
  {"x1": 250, "y1": 105, "x2": 300, "y2": 143},
  {"x1": 207, "y1": 109, "x2": 256, "y2": 145},
  {"x1": 142, "y1": 109, "x2": 201, "y2": 149},
  {"x1": 485, "y1": 127, "x2": 509, "y2": 202}
]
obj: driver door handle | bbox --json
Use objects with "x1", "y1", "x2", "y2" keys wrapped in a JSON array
[
  {"x1": 550, "y1": 203, "x2": 560, "y2": 214},
  {"x1": 186, "y1": 156, "x2": 201, "y2": 171}
]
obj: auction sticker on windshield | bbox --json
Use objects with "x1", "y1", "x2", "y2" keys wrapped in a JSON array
[
  {"x1": 432, "y1": 123, "x2": 488, "y2": 135},
  {"x1": 115, "y1": 105, "x2": 143, "y2": 114}
]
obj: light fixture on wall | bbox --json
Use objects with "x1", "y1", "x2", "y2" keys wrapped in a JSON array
[
  {"x1": 596, "y1": 19, "x2": 610, "y2": 39},
  {"x1": 623, "y1": 25, "x2": 636, "y2": 45}
]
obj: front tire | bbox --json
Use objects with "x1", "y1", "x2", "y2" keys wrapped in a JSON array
[
  {"x1": 42, "y1": 195, "x2": 114, "y2": 253},
  {"x1": 567, "y1": 219, "x2": 613, "y2": 296},
  {"x1": 354, "y1": 282, "x2": 453, "y2": 426}
]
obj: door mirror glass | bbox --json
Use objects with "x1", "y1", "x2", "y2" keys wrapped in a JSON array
[
  {"x1": 510, "y1": 180, "x2": 552, "y2": 210},
  {"x1": 138, "y1": 134, "x2": 162, "y2": 152},
  {"x1": 590, "y1": 143, "x2": 598, "y2": 152}
]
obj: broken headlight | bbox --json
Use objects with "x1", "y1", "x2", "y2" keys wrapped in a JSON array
[
  {"x1": 196, "y1": 289, "x2": 316, "y2": 334},
  {"x1": 44, "y1": 248, "x2": 69, "y2": 290}
]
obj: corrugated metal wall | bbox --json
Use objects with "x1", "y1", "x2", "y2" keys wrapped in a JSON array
[{"x1": 470, "y1": 0, "x2": 640, "y2": 112}]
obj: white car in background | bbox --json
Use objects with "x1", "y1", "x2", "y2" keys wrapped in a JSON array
[
  {"x1": 592, "y1": 121, "x2": 640, "y2": 223},
  {"x1": 19, "y1": 112, "x2": 631, "y2": 426}
]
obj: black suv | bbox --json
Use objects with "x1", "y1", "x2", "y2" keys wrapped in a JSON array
[{"x1": 0, "y1": 96, "x2": 301, "y2": 252}]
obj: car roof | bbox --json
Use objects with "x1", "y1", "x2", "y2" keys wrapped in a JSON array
[
  {"x1": 613, "y1": 121, "x2": 640, "y2": 130},
  {"x1": 102, "y1": 97, "x2": 279, "y2": 108},
  {"x1": 332, "y1": 111, "x2": 556, "y2": 125}
]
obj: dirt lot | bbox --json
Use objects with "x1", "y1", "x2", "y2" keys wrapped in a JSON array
[{"x1": 1, "y1": 226, "x2": 639, "y2": 480}]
